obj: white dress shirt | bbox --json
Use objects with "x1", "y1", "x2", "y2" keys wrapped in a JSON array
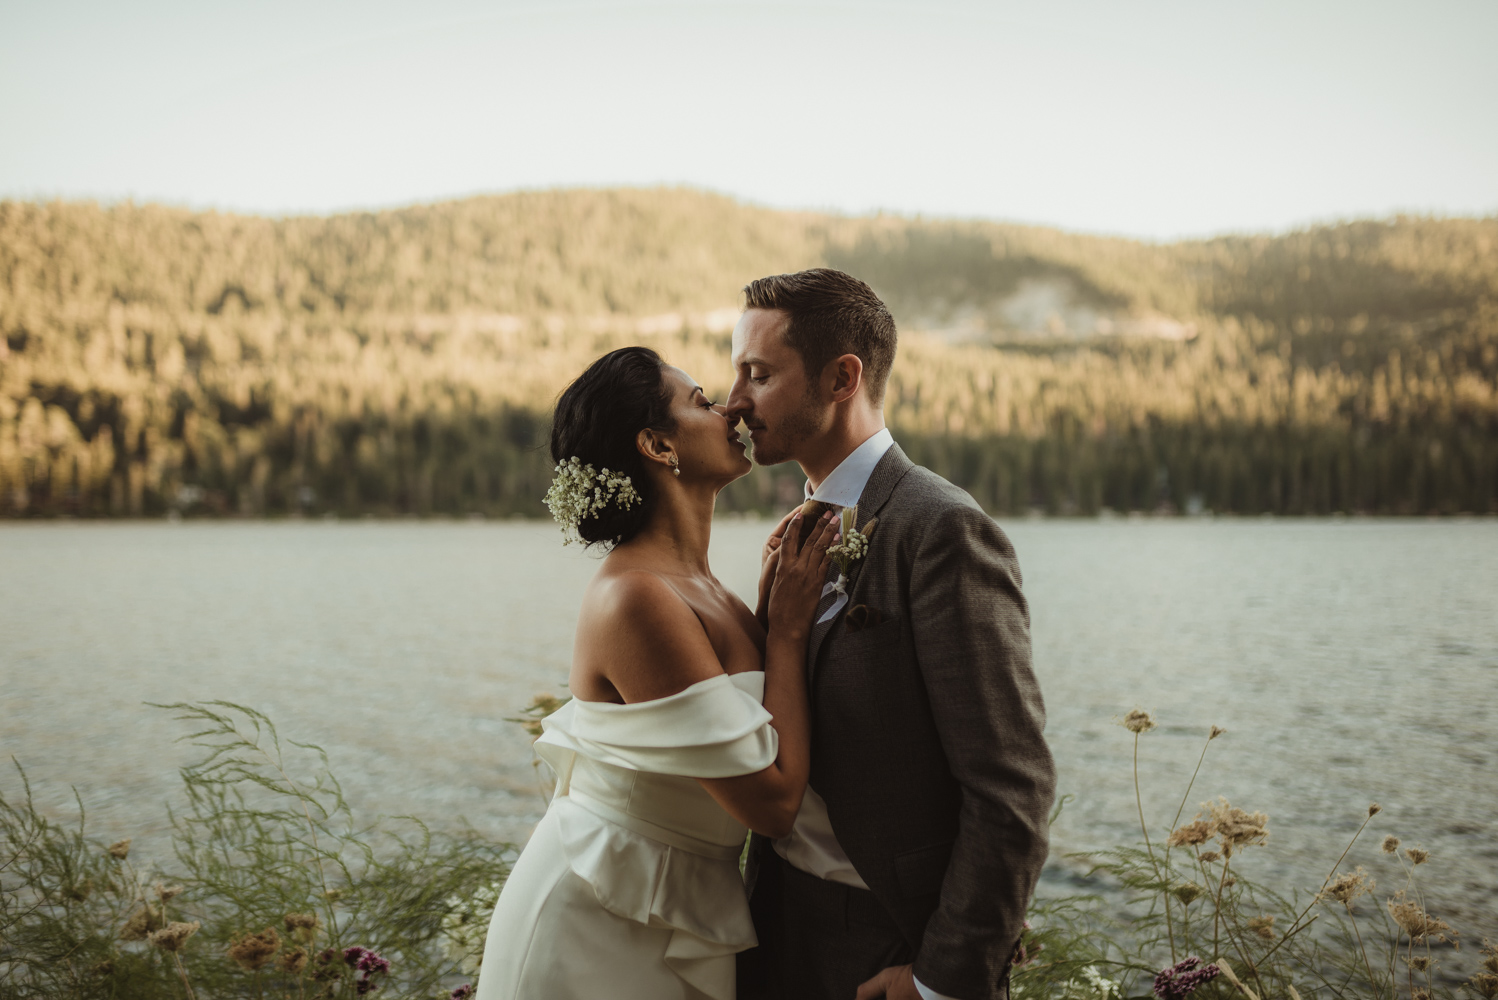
[{"x1": 770, "y1": 430, "x2": 962, "y2": 1000}]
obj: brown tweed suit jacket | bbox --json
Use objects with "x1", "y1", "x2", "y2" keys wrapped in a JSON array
[{"x1": 744, "y1": 444, "x2": 1056, "y2": 999}]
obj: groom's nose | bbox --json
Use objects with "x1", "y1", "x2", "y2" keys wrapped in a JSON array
[{"x1": 724, "y1": 379, "x2": 752, "y2": 422}]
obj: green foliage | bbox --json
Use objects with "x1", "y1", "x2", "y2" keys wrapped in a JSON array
[
  {"x1": 0, "y1": 703, "x2": 512, "y2": 999},
  {"x1": 1011, "y1": 720, "x2": 1480, "y2": 1000},
  {"x1": 1, "y1": 191, "x2": 1496, "y2": 518}
]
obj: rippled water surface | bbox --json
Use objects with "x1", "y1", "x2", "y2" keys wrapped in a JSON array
[{"x1": 3, "y1": 518, "x2": 1495, "y2": 952}]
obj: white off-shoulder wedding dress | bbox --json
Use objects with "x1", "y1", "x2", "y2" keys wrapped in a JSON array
[{"x1": 474, "y1": 672, "x2": 778, "y2": 1000}]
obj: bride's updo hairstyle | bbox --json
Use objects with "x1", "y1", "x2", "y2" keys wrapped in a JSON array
[{"x1": 549, "y1": 346, "x2": 677, "y2": 548}]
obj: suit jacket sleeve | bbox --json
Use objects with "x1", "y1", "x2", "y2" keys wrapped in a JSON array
[{"x1": 908, "y1": 502, "x2": 1056, "y2": 999}]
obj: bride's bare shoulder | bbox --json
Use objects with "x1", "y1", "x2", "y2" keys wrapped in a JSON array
[{"x1": 574, "y1": 567, "x2": 722, "y2": 703}]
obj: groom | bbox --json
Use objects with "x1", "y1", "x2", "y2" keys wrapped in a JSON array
[{"x1": 726, "y1": 269, "x2": 1055, "y2": 1000}]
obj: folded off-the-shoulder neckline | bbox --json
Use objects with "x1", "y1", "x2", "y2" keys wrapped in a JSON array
[{"x1": 568, "y1": 670, "x2": 765, "y2": 712}]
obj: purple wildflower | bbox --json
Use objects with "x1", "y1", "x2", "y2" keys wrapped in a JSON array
[
  {"x1": 450, "y1": 987, "x2": 475, "y2": 1000},
  {"x1": 1153, "y1": 957, "x2": 1221, "y2": 1000},
  {"x1": 356, "y1": 978, "x2": 380, "y2": 995},
  {"x1": 357, "y1": 951, "x2": 391, "y2": 975},
  {"x1": 343, "y1": 946, "x2": 369, "y2": 967}
]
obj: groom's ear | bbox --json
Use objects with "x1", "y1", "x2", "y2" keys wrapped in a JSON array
[{"x1": 827, "y1": 353, "x2": 865, "y2": 403}]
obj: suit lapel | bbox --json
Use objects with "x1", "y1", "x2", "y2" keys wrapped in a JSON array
[{"x1": 806, "y1": 444, "x2": 915, "y2": 673}]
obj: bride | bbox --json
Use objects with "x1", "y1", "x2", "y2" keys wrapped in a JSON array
[{"x1": 475, "y1": 346, "x2": 837, "y2": 1000}]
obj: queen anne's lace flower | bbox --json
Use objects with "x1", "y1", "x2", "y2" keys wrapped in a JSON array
[{"x1": 543, "y1": 457, "x2": 642, "y2": 544}]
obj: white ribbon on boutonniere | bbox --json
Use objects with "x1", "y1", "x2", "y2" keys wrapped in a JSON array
[{"x1": 817, "y1": 505, "x2": 877, "y2": 624}]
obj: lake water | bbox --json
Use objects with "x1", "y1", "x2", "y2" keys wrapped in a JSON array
[{"x1": 3, "y1": 518, "x2": 1496, "y2": 962}]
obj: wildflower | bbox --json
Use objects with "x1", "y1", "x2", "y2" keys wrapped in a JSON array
[
  {"x1": 1204, "y1": 797, "x2": 1270, "y2": 855},
  {"x1": 1247, "y1": 914, "x2": 1276, "y2": 940},
  {"x1": 119, "y1": 903, "x2": 164, "y2": 941},
  {"x1": 1405, "y1": 846, "x2": 1430, "y2": 865},
  {"x1": 1167, "y1": 821, "x2": 1212, "y2": 848},
  {"x1": 285, "y1": 911, "x2": 320, "y2": 944},
  {"x1": 1471, "y1": 974, "x2": 1498, "y2": 1000},
  {"x1": 1173, "y1": 882, "x2": 1205, "y2": 906},
  {"x1": 156, "y1": 883, "x2": 183, "y2": 902},
  {"x1": 1387, "y1": 891, "x2": 1455, "y2": 943},
  {"x1": 357, "y1": 951, "x2": 391, "y2": 975},
  {"x1": 1412, "y1": 990, "x2": 1431, "y2": 1000},
  {"x1": 229, "y1": 927, "x2": 282, "y2": 970},
  {"x1": 279, "y1": 947, "x2": 309, "y2": 973},
  {"x1": 1319, "y1": 866, "x2": 1374, "y2": 908},
  {"x1": 1123, "y1": 709, "x2": 1157, "y2": 734},
  {"x1": 1405, "y1": 955, "x2": 1432, "y2": 973},
  {"x1": 451, "y1": 987, "x2": 475, "y2": 1000},
  {"x1": 147, "y1": 920, "x2": 200, "y2": 952},
  {"x1": 1199, "y1": 851, "x2": 1221, "y2": 864},
  {"x1": 1152, "y1": 957, "x2": 1221, "y2": 1000},
  {"x1": 1482, "y1": 939, "x2": 1498, "y2": 975},
  {"x1": 1381, "y1": 835, "x2": 1401, "y2": 854},
  {"x1": 1369, "y1": 803, "x2": 1382, "y2": 816},
  {"x1": 107, "y1": 838, "x2": 132, "y2": 860},
  {"x1": 1222, "y1": 876, "x2": 1237, "y2": 888}
]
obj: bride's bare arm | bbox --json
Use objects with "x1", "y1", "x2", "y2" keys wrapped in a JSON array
[
  {"x1": 575, "y1": 511, "x2": 837, "y2": 838},
  {"x1": 699, "y1": 510, "x2": 835, "y2": 838}
]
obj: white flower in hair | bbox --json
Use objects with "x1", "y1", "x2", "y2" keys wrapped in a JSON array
[{"x1": 543, "y1": 456, "x2": 642, "y2": 544}]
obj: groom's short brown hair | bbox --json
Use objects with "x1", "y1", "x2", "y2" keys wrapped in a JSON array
[{"x1": 742, "y1": 268, "x2": 898, "y2": 405}]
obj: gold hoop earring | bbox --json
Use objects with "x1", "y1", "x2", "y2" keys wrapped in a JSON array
[{"x1": 669, "y1": 456, "x2": 680, "y2": 477}]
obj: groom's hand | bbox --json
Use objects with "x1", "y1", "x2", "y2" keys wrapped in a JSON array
[{"x1": 855, "y1": 964, "x2": 920, "y2": 1000}]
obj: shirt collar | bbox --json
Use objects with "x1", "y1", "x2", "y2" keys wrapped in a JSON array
[{"x1": 805, "y1": 428, "x2": 895, "y2": 508}]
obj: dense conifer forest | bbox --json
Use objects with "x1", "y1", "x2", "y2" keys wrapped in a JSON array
[{"x1": 2, "y1": 188, "x2": 1495, "y2": 518}]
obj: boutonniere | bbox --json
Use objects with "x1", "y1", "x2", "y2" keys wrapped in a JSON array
[{"x1": 816, "y1": 505, "x2": 878, "y2": 623}]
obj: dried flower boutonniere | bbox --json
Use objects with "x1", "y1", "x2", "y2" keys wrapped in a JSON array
[{"x1": 817, "y1": 504, "x2": 877, "y2": 622}]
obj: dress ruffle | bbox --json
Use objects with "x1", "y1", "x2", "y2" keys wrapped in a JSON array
[{"x1": 528, "y1": 672, "x2": 776, "y2": 1000}]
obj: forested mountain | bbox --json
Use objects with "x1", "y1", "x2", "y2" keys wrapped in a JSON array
[{"x1": 2, "y1": 189, "x2": 1495, "y2": 518}]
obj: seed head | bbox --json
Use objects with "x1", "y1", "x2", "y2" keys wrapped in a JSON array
[
  {"x1": 1204, "y1": 797, "x2": 1270, "y2": 852},
  {"x1": 1369, "y1": 803, "x2": 1382, "y2": 817},
  {"x1": 1172, "y1": 882, "x2": 1205, "y2": 906},
  {"x1": 1319, "y1": 866, "x2": 1374, "y2": 908},
  {"x1": 1412, "y1": 989, "x2": 1431, "y2": 1000},
  {"x1": 1405, "y1": 846, "x2": 1430, "y2": 865},
  {"x1": 1167, "y1": 821, "x2": 1212, "y2": 848},
  {"x1": 119, "y1": 903, "x2": 164, "y2": 941},
  {"x1": 1209, "y1": 726, "x2": 1226, "y2": 740},
  {"x1": 1247, "y1": 915, "x2": 1276, "y2": 940},
  {"x1": 284, "y1": 912, "x2": 320, "y2": 944},
  {"x1": 1123, "y1": 709, "x2": 1157, "y2": 734},
  {"x1": 228, "y1": 928, "x2": 282, "y2": 970},
  {"x1": 106, "y1": 839, "x2": 132, "y2": 860},
  {"x1": 279, "y1": 947, "x2": 309, "y2": 974},
  {"x1": 1381, "y1": 835, "x2": 1401, "y2": 854},
  {"x1": 1387, "y1": 891, "x2": 1455, "y2": 943},
  {"x1": 1199, "y1": 851, "x2": 1222, "y2": 864},
  {"x1": 155, "y1": 884, "x2": 183, "y2": 902},
  {"x1": 1481, "y1": 939, "x2": 1498, "y2": 975},
  {"x1": 1470, "y1": 974, "x2": 1498, "y2": 1000},
  {"x1": 147, "y1": 920, "x2": 199, "y2": 953},
  {"x1": 1405, "y1": 955, "x2": 1432, "y2": 973}
]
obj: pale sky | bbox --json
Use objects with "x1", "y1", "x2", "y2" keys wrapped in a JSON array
[{"x1": 2, "y1": 0, "x2": 1494, "y2": 239}]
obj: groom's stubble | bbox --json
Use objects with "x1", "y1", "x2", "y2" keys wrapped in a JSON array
[{"x1": 747, "y1": 384, "x2": 827, "y2": 469}]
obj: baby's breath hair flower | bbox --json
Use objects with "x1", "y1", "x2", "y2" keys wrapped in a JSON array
[
  {"x1": 543, "y1": 457, "x2": 642, "y2": 544},
  {"x1": 1123, "y1": 709, "x2": 1157, "y2": 734},
  {"x1": 1381, "y1": 835, "x2": 1401, "y2": 854}
]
